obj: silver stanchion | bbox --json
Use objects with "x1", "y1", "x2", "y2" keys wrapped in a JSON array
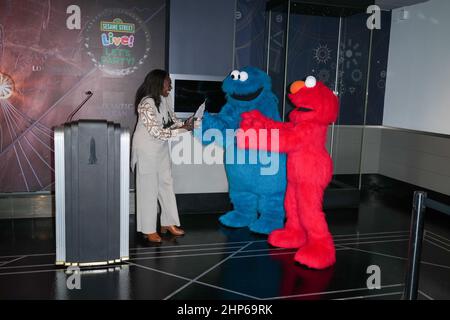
[{"x1": 403, "y1": 191, "x2": 427, "y2": 300}]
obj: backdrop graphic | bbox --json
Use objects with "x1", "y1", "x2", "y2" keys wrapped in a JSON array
[
  {"x1": 0, "y1": 0, "x2": 390, "y2": 192},
  {"x1": 0, "y1": 0, "x2": 167, "y2": 192},
  {"x1": 234, "y1": 1, "x2": 391, "y2": 125},
  {"x1": 234, "y1": 0, "x2": 267, "y2": 71}
]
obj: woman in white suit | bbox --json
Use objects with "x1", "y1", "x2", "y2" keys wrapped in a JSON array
[{"x1": 131, "y1": 69, "x2": 194, "y2": 243}]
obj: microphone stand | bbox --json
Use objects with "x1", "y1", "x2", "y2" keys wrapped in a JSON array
[{"x1": 66, "y1": 91, "x2": 94, "y2": 123}]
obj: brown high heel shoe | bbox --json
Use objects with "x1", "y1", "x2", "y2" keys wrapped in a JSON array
[
  {"x1": 161, "y1": 225, "x2": 185, "y2": 236},
  {"x1": 146, "y1": 232, "x2": 162, "y2": 243}
]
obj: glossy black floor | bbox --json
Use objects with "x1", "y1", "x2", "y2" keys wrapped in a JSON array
[{"x1": 0, "y1": 178, "x2": 449, "y2": 300}]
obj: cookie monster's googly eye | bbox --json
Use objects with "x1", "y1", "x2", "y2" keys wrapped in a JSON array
[
  {"x1": 230, "y1": 70, "x2": 240, "y2": 80},
  {"x1": 305, "y1": 76, "x2": 317, "y2": 88},
  {"x1": 239, "y1": 71, "x2": 249, "y2": 82}
]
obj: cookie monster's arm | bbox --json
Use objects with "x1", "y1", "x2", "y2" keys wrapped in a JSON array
[{"x1": 193, "y1": 103, "x2": 237, "y2": 146}]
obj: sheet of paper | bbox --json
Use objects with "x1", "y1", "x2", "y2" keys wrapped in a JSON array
[{"x1": 194, "y1": 101, "x2": 205, "y2": 120}]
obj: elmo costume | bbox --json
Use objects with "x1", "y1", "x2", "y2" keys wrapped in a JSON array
[{"x1": 238, "y1": 76, "x2": 338, "y2": 269}]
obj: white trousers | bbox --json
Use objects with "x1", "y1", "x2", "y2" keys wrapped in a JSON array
[{"x1": 134, "y1": 142, "x2": 180, "y2": 234}]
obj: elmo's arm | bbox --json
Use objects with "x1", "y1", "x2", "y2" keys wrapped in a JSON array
[
  {"x1": 240, "y1": 110, "x2": 294, "y2": 131},
  {"x1": 238, "y1": 110, "x2": 300, "y2": 153}
]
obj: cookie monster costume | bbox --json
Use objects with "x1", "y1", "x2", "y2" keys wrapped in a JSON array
[
  {"x1": 238, "y1": 76, "x2": 338, "y2": 269},
  {"x1": 194, "y1": 67, "x2": 286, "y2": 235}
]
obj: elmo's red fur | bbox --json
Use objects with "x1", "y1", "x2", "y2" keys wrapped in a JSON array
[{"x1": 238, "y1": 79, "x2": 339, "y2": 269}]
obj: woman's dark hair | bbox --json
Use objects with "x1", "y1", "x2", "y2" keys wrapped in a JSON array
[{"x1": 135, "y1": 69, "x2": 169, "y2": 112}]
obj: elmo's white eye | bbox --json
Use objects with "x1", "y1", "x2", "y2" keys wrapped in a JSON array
[
  {"x1": 230, "y1": 70, "x2": 240, "y2": 80},
  {"x1": 305, "y1": 76, "x2": 317, "y2": 88},
  {"x1": 239, "y1": 71, "x2": 249, "y2": 81}
]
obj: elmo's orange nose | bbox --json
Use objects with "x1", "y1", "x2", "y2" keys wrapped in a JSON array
[{"x1": 290, "y1": 81, "x2": 305, "y2": 94}]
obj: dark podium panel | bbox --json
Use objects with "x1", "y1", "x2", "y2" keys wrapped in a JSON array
[{"x1": 54, "y1": 121, "x2": 130, "y2": 266}]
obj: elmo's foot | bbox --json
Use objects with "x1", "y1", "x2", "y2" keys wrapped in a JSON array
[
  {"x1": 268, "y1": 228, "x2": 307, "y2": 248},
  {"x1": 294, "y1": 236, "x2": 336, "y2": 269}
]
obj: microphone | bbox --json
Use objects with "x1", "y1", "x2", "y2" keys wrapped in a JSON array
[{"x1": 66, "y1": 91, "x2": 94, "y2": 123}]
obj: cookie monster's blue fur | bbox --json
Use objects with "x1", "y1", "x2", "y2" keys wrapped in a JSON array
[{"x1": 194, "y1": 66, "x2": 286, "y2": 234}]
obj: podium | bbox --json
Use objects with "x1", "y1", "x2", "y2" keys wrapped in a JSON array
[{"x1": 54, "y1": 121, "x2": 130, "y2": 266}]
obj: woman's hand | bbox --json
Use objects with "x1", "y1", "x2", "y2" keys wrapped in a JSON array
[{"x1": 181, "y1": 116, "x2": 195, "y2": 131}]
